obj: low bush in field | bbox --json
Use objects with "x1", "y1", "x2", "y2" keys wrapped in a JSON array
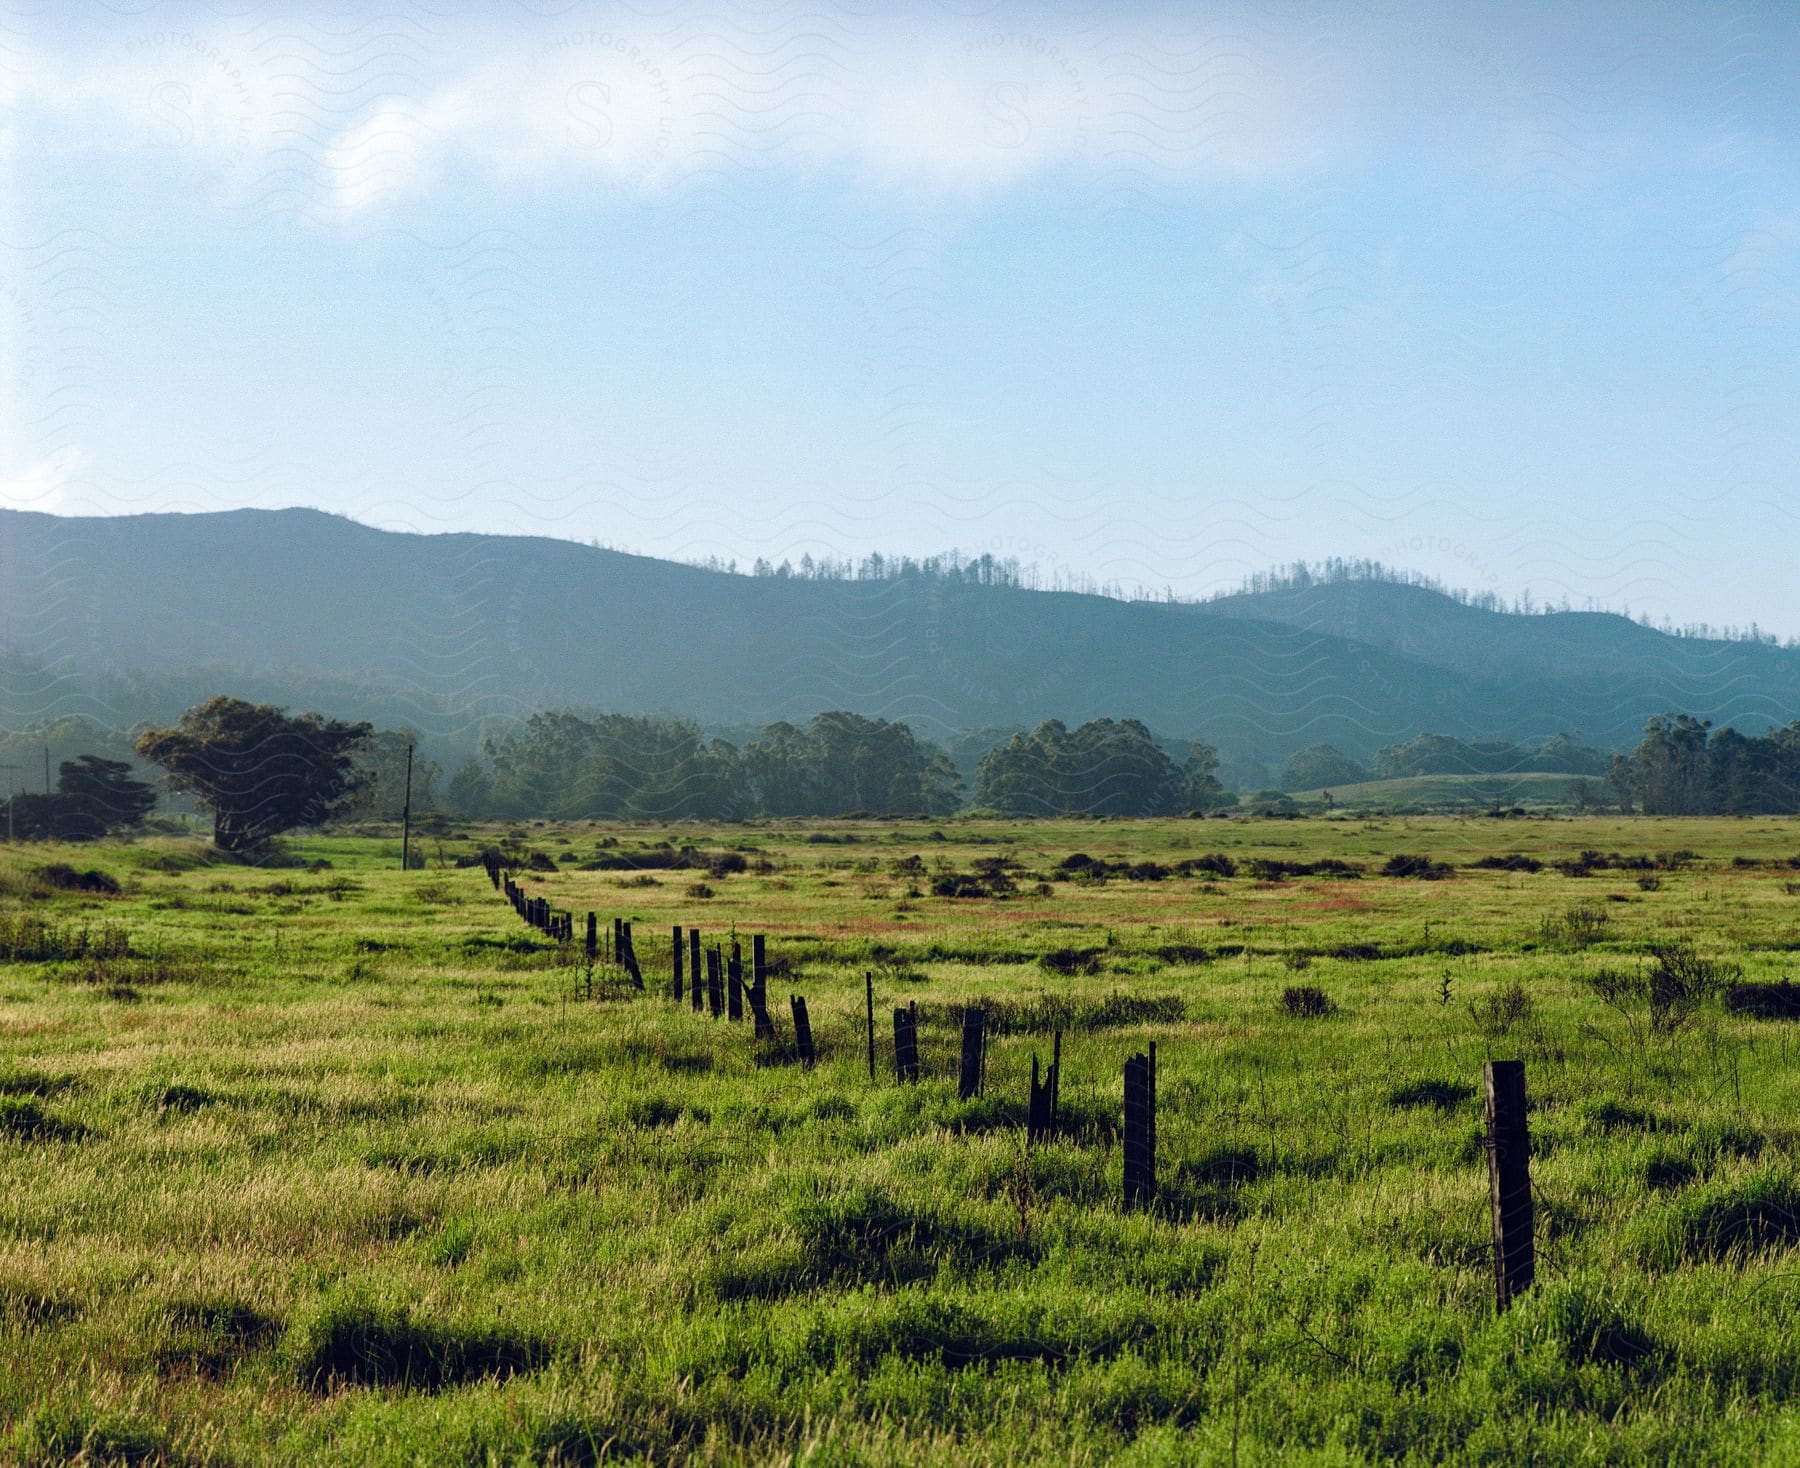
[
  {"x1": 1540, "y1": 903, "x2": 1609, "y2": 948},
  {"x1": 1586, "y1": 941, "x2": 1737, "y2": 1036},
  {"x1": 1471, "y1": 853, "x2": 1544, "y2": 873},
  {"x1": 1381, "y1": 853, "x2": 1453, "y2": 879},
  {"x1": 1643, "y1": 1169, "x2": 1800, "y2": 1265},
  {"x1": 1246, "y1": 858, "x2": 1362, "y2": 881},
  {"x1": 283, "y1": 1292, "x2": 549, "y2": 1392},
  {"x1": 0, "y1": 1098, "x2": 85, "y2": 1143},
  {"x1": 1726, "y1": 979, "x2": 1800, "y2": 1019},
  {"x1": 1280, "y1": 985, "x2": 1336, "y2": 1018},
  {"x1": 932, "y1": 863, "x2": 1017, "y2": 898},
  {"x1": 0, "y1": 914, "x2": 128, "y2": 963},
  {"x1": 581, "y1": 844, "x2": 747, "y2": 878},
  {"x1": 1472, "y1": 978, "x2": 1536, "y2": 1036},
  {"x1": 34, "y1": 864, "x2": 120, "y2": 895}
]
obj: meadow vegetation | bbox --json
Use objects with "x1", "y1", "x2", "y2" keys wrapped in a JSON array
[{"x1": 4, "y1": 814, "x2": 1800, "y2": 1462}]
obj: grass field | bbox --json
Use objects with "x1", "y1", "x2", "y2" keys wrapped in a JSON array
[{"x1": 6, "y1": 814, "x2": 1800, "y2": 1464}]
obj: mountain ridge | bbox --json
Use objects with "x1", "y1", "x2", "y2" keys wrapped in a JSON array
[{"x1": 2, "y1": 507, "x2": 1797, "y2": 772}]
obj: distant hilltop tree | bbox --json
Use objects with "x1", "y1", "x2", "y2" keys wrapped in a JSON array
[
  {"x1": 0, "y1": 755, "x2": 157, "y2": 840},
  {"x1": 1281, "y1": 743, "x2": 1370, "y2": 791},
  {"x1": 135, "y1": 697, "x2": 372, "y2": 851}
]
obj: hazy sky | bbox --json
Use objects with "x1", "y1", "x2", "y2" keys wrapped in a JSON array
[{"x1": 3, "y1": 2, "x2": 1796, "y2": 629}]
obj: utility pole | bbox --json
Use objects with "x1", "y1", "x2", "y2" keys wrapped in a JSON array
[{"x1": 399, "y1": 743, "x2": 413, "y2": 872}]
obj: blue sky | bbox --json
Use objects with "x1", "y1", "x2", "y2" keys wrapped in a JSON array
[{"x1": 3, "y1": 1, "x2": 1797, "y2": 629}]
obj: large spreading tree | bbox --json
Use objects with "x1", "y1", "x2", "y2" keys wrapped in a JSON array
[{"x1": 135, "y1": 697, "x2": 372, "y2": 850}]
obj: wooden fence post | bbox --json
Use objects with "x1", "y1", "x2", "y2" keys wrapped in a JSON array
[
  {"x1": 672, "y1": 925, "x2": 683, "y2": 1001},
  {"x1": 865, "y1": 971, "x2": 876, "y2": 1082},
  {"x1": 707, "y1": 947, "x2": 724, "y2": 1018},
  {"x1": 1028, "y1": 1042, "x2": 1060, "y2": 1144},
  {"x1": 628, "y1": 923, "x2": 646, "y2": 988},
  {"x1": 958, "y1": 1007, "x2": 986, "y2": 1101},
  {"x1": 1485, "y1": 1059, "x2": 1535, "y2": 1311},
  {"x1": 791, "y1": 995, "x2": 814, "y2": 1067},
  {"x1": 689, "y1": 928, "x2": 703, "y2": 1011},
  {"x1": 747, "y1": 937, "x2": 773, "y2": 1040},
  {"x1": 1123, "y1": 1043, "x2": 1157, "y2": 1212},
  {"x1": 727, "y1": 941, "x2": 744, "y2": 1022},
  {"x1": 612, "y1": 917, "x2": 623, "y2": 966},
  {"x1": 893, "y1": 1002, "x2": 919, "y2": 1083}
]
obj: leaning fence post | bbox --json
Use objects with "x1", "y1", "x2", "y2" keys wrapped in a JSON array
[
  {"x1": 622, "y1": 922, "x2": 645, "y2": 989},
  {"x1": 727, "y1": 941, "x2": 744, "y2": 1022},
  {"x1": 1123, "y1": 1043, "x2": 1157, "y2": 1212},
  {"x1": 747, "y1": 938, "x2": 773, "y2": 1040},
  {"x1": 1485, "y1": 1059, "x2": 1535, "y2": 1312},
  {"x1": 791, "y1": 995, "x2": 814, "y2": 1067},
  {"x1": 689, "y1": 928, "x2": 703, "y2": 1011},
  {"x1": 958, "y1": 1006, "x2": 986, "y2": 1101}
]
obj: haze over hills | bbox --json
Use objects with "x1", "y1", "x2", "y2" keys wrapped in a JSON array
[{"x1": 2, "y1": 507, "x2": 1797, "y2": 776}]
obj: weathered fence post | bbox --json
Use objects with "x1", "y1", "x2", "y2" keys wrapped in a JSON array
[
  {"x1": 727, "y1": 941, "x2": 744, "y2": 1022},
  {"x1": 672, "y1": 925, "x2": 683, "y2": 1001},
  {"x1": 689, "y1": 928, "x2": 703, "y2": 1011},
  {"x1": 747, "y1": 936, "x2": 773, "y2": 1040},
  {"x1": 893, "y1": 1002, "x2": 919, "y2": 1083},
  {"x1": 612, "y1": 917, "x2": 623, "y2": 966},
  {"x1": 707, "y1": 947, "x2": 724, "y2": 1018},
  {"x1": 865, "y1": 971, "x2": 876, "y2": 1081},
  {"x1": 958, "y1": 1006, "x2": 986, "y2": 1101},
  {"x1": 1123, "y1": 1043, "x2": 1157, "y2": 1212},
  {"x1": 791, "y1": 995, "x2": 814, "y2": 1067},
  {"x1": 1485, "y1": 1059, "x2": 1535, "y2": 1312},
  {"x1": 625, "y1": 922, "x2": 646, "y2": 988},
  {"x1": 1028, "y1": 1046, "x2": 1059, "y2": 1144}
]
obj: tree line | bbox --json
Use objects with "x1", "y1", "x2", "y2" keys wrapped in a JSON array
[
  {"x1": 447, "y1": 710, "x2": 1223, "y2": 821},
  {"x1": 1606, "y1": 715, "x2": 1800, "y2": 815},
  {"x1": 1281, "y1": 732, "x2": 1610, "y2": 791},
  {"x1": 12, "y1": 697, "x2": 1800, "y2": 845}
]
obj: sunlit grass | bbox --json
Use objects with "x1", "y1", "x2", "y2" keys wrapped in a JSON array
[{"x1": 2, "y1": 814, "x2": 1800, "y2": 1462}]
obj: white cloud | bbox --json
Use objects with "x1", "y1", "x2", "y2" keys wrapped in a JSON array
[
  {"x1": 0, "y1": 450, "x2": 82, "y2": 513},
  {"x1": 9, "y1": 9, "x2": 1357, "y2": 217},
  {"x1": 4, "y1": 3, "x2": 1773, "y2": 218}
]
